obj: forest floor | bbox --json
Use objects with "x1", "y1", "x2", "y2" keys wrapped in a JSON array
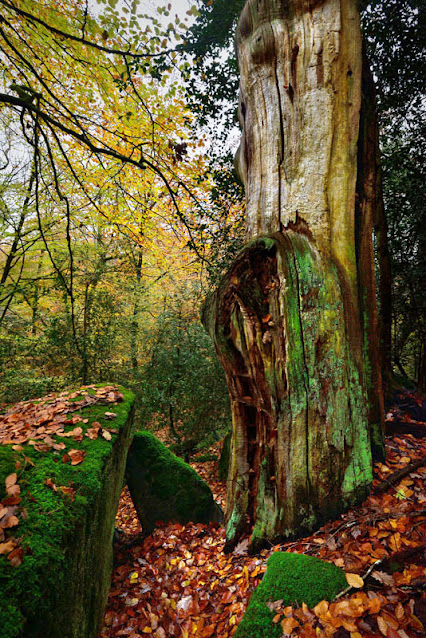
[{"x1": 99, "y1": 397, "x2": 425, "y2": 638}]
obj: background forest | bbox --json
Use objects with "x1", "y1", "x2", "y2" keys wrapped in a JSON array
[{"x1": 0, "y1": 0, "x2": 424, "y2": 457}]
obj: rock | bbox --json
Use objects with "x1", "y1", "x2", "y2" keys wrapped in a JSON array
[
  {"x1": 0, "y1": 385, "x2": 135, "y2": 638},
  {"x1": 218, "y1": 430, "x2": 232, "y2": 481},
  {"x1": 235, "y1": 552, "x2": 348, "y2": 638},
  {"x1": 126, "y1": 431, "x2": 223, "y2": 533}
]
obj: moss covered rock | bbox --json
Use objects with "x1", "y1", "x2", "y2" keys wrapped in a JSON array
[
  {"x1": 235, "y1": 552, "x2": 348, "y2": 638},
  {"x1": 0, "y1": 385, "x2": 135, "y2": 638},
  {"x1": 218, "y1": 430, "x2": 232, "y2": 481},
  {"x1": 126, "y1": 431, "x2": 223, "y2": 533}
]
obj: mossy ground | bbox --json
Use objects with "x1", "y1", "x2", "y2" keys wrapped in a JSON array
[
  {"x1": 126, "y1": 431, "x2": 223, "y2": 533},
  {"x1": 0, "y1": 385, "x2": 135, "y2": 638},
  {"x1": 235, "y1": 552, "x2": 348, "y2": 638}
]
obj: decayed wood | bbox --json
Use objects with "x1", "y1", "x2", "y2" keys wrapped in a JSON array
[
  {"x1": 204, "y1": 0, "x2": 385, "y2": 551},
  {"x1": 235, "y1": 0, "x2": 361, "y2": 274},
  {"x1": 204, "y1": 233, "x2": 373, "y2": 551}
]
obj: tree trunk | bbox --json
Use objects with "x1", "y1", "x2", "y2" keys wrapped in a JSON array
[
  {"x1": 203, "y1": 0, "x2": 384, "y2": 552},
  {"x1": 373, "y1": 122, "x2": 393, "y2": 390},
  {"x1": 131, "y1": 250, "x2": 143, "y2": 377},
  {"x1": 355, "y1": 48, "x2": 386, "y2": 457}
]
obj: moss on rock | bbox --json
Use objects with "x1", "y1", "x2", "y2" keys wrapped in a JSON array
[
  {"x1": 235, "y1": 552, "x2": 348, "y2": 638},
  {"x1": 126, "y1": 431, "x2": 223, "y2": 533},
  {"x1": 0, "y1": 385, "x2": 135, "y2": 638}
]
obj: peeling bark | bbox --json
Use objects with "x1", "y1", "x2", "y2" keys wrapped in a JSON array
[{"x1": 204, "y1": 0, "x2": 384, "y2": 551}]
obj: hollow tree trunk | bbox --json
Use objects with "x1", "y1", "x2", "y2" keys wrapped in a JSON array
[{"x1": 203, "y1": 0, "x2": 385, "y2": 552}]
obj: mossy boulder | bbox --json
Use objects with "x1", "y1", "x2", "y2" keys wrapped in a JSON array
[
  {"x1": 126, "y1": 431, "x2": 223, "y2": 533},
  {"x1": 218, "y1": 430, "x2": 232, "y2": 481},
  {"x1": 235, "y1": 552, "x2": 348, "y2": 638},
  {"x1": 0, "y1": 385, "x2": 135, "y2": 638}
]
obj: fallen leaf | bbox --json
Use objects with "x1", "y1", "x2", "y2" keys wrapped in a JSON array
[
  {"x1": 377, "y1": 616, "x2": 388, "y2": 636},
  {"x1": 233, "y1": 538, "x2": 249, "y2": 556},
  {"x1": 8, "y1": 546, "x2": 23, "y2": 566},
  {"x1": 45, "y1": 478, "x2": 57, "y2": 491},
  {"x1": 314, "y1": 600, "x2": 329, "y2": 617},
  {"x1": 2, "y1": 515, "x2": 19, "y2": 529},
  {"x1": 0, "y1": 540, "x2": 16, "y2": 554},
  {"x1": 60, "y1": 486, "x2": 75, "y2": 499},
  {"x1": 346, "y1": 573, "x2": 364, "y2": 588},
  {"x1": 281, "y1": 617, "x2": 300, "y2": 635},
  {"x1": 68, "y1": 449, "x2": 86, "y2": 465},
  {"x1": 6, "y1": 484, "x2": 20, "y2": 498},
  {"x1": 371, "y1": 571, "x2": 395, "y2": 587},
  {"x1": 5, "y1": 473, "x2": 17, "y2": 490}
]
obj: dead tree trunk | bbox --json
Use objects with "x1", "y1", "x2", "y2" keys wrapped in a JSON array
[{"x1": 203, "y1": 0, "x2": 385, "y2": 552}]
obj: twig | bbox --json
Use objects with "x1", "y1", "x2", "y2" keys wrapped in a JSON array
[
  {"x1": 374, "y1": 455, "x2": 426, "y2": 494},
  {"x1": 333, "y1": 559, "x2": 383, "y2": 601}
]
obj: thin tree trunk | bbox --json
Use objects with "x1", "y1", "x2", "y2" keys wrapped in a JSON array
[
  {"x1": 355, "y1": 48, "x2": 385, "y2": 458},
  {"x1": 131, "y1": 250, "x2": 143, "y2": 377},
  {"x1": 374, "y1": 145, "x2": 393, "y2": 387}
]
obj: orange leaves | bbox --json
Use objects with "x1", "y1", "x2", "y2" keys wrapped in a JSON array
[
  {"x1": 98, "y1": 425, "x2": 426, "y2": 638},
  {"x1": 280, "y1": 616, "x2": 300, "y2": 635}
]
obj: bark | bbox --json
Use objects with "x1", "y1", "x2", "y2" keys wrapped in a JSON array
[
  {"x1": 130, "y1": 250, "x2": 143, "y2": 376},
  {"x1": 355, "y1": 48, "x2": 385, "y2": 458},
  {"x1": 204, "y1": 0, "x2": 385, "y2": 551},
  {"x1": 373, "y1": 131, "x2": 393, "y2": 388},
  {"x1": 418, "y1": 343, "x2": 426, "y2": 395}
]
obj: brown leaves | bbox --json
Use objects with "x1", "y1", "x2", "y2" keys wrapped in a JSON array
[
  {"x1": 8, "y1": 545, "x2": 24, "y2": 566},
  {"x1": 67, "y1": 449, "x2": 86, "y2": 465},
  {"x1": 0, "y1": 385, "x2": 122, "y2": 447},
  {"x1": 0, "y1": 385, "x2": 123, "y2": 568},
  {"x1": 45, "y1": 478, "x2": 75, "y2": 500},
  {"x1": 1, "y1": 473, "x2": 22, "y2": 533},
  {"x1": 45, "y1": 477, "x2": 57, "y2": 491},
  {"x1": 233, "y1": 538, "x2": 249, "y2": 556},
  {"x1": 99, "y1": 425, "x2": 426, "y2": 638},
  {"x1": 0, "y1": 539, "x2": 23, "y2": 565},
  {"x1": 0, "y1": 539, "x2": 16, "y2": 554},
  {"x1": 5, "y1": 473, "x2": 20, "y2": 498},
  {"x1": 5, "y1": 473, "x2": 17, "y2": 490}
]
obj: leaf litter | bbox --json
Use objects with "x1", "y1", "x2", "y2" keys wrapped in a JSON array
[
  {"x1": 0, "y1": 384, "x2": 124, "y2": 565},
  {"x1": 100, "y1": 422, "x2": 425, "y2": 638}
]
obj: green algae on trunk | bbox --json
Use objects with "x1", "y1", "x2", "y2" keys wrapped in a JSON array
[
  {"x1": 235, "y1": 552, "x2": 348, "y2": 638},
  {"x1": 203, "y1": 234, "x2": 373, "y2": 552},
  {"x1": 0, "y1": 386, "x2": 135, "y2": 638},
  {"x1": 126, "y1": 431, "x2": 223, "y2": 534}
]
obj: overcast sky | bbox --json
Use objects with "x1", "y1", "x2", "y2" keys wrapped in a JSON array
[{"x1": 89, "y1": 0, "x2": 195, "y2": 22}]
